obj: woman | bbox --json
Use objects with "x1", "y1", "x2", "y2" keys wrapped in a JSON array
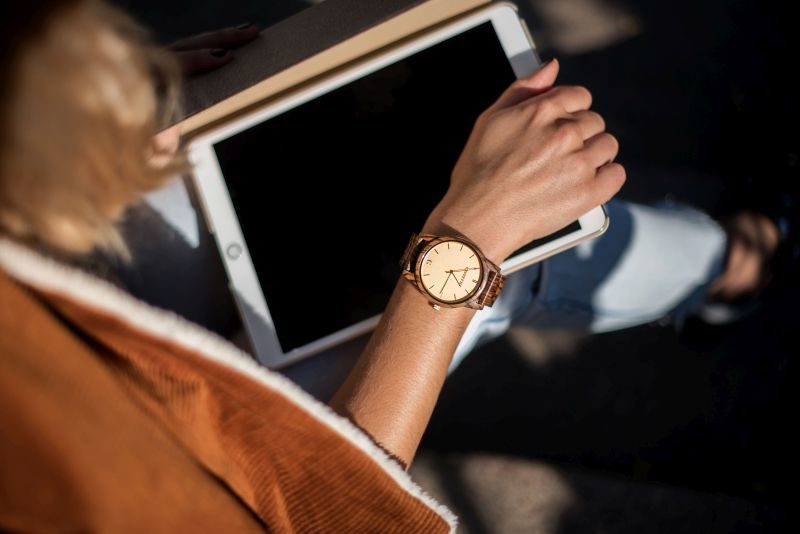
[{"x1": 0, "y1": 0, "x2": 623, "y2": 531}]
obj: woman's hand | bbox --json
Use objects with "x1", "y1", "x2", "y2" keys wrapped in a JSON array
[
  {"x1": 147, "y1": 25, "x2": 261, "y2": 167},
  {"x1": 170, "y1": 23, "x2": 260, "y2": 77},
  {"x1": 334, "y1": 60, "x2": 624, "y2": 467},
  {"x1": 425, "y1": 59, "x2": 625, "y2": 263}
]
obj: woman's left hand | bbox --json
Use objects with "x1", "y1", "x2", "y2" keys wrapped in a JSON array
[{"x1": 169, "y1": 23, "x2": 260, "y2": 77}]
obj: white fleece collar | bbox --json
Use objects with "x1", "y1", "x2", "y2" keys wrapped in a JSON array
[{"x1": 0, "y1": 238, "x2": 456, "y2": 532}]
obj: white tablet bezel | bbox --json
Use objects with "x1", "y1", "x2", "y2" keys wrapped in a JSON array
[{"x1": 187, "y1": 3, "x2": 608, "y2": 368}]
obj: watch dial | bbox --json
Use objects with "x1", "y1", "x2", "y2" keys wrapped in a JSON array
[{"x1": 419, "y1": 240, "x2": 483, "y2": 303}]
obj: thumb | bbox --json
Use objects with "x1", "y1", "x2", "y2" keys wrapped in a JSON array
[
  {"x1": 489, "y1": 58, "x2": 560, "y2": 111},
  {"x1": 176, "y1": 49, "x2": 234, "y2": 77}
]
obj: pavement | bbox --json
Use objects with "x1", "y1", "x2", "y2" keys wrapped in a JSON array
[{"x1": 116, "y1": 0, "x2": 797, "y2": 531}]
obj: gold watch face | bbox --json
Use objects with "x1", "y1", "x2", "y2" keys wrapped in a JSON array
[{"x1": 419, "y1": 240, "x2": 483, "y2": 303}]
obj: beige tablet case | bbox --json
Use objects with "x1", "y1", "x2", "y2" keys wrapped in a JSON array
[{"x1": 180, "y1": 0, "x2": 490, "y2": 136}]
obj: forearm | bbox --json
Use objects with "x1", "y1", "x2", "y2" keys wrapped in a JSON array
[
  {"x1": 330, "y1": 59, "x2": 624, "y2": 470},
  {"x1": 330, "y1": 278, "x2": 475, "y2": 467}
]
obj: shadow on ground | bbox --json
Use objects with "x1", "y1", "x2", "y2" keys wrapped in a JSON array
[{"x1": 417, "y1": 278, "x2": 795, "y2": 531}]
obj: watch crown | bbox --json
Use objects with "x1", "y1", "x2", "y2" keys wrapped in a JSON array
[{"x1": 431, "y1": 304, "x2": 441, "y2": 311}]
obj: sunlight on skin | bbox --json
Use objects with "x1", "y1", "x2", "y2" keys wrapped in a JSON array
[{"x1": 529, "y1": 0, "x2": 640, "y2": 54}]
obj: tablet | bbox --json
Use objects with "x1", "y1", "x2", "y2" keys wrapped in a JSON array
[{"x1": 188, "y1": 3, "x2": 608, "y2": 368}]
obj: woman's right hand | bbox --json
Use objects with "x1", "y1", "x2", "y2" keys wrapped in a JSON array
[{"x1": 424, "y1": 59, "x2": 625, "y2": 264}]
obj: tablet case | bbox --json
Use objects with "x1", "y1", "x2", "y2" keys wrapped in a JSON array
[
  {"x1": 180, "y1": 0, "x2": 490, "y2": 135},
  {"x1": 178, "y1": 0, "x2": 492, "y2": 369}
]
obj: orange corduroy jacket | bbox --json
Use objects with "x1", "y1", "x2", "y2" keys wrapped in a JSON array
[{"x1": 0, "y1": 239, "x2": 455, "y2": 533}]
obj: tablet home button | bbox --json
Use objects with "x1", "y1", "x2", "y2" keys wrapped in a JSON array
[{"x1": 226, "y1": 243, "x2": 243, "y2": 260}]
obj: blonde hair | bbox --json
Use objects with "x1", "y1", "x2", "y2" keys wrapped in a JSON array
[{"x1": 0, "y1": 0, "x2": 183, "y2": 257}]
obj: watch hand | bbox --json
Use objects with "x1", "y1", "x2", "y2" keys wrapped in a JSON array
[
  {"x1": 442, "y1": 269, "x2": 465, "y2": 287},
  {"x1": 440, "y1": 272, "x2": 455, "y2": 295},
  {"x1": 447, "y1": 267, "x2": 479, "y2": 286}
]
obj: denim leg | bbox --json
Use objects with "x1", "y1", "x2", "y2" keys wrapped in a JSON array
[
  {"x1": 451, "y1": 200, "x2": 727, "y2": 370},
  {"x1": 451, "y1": 261, "x2": 541, "y2": 371}
]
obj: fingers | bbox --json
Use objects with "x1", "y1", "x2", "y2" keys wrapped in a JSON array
[
  {"x1": 152, "y1": 125, "x2": 181, "y2": 153},
  {"x1": 582, "y1": 132, "x2": 619, "y2": 167},
  {"x1": 170, "y1": 24, "x2": 260, "y2": 52},
  {"x1": 149, "y1": 126, "x2": 181, "y2": 169},
  {"x1": 563, "y1": 110, "x2": 605, "y2": 140},
  {"x1": 175, "y1": 49, "x2": 234, "y2": 76},
  {"x1": 170, "y1": 24, "x2": 259, "y2": 76},
  {"x1": 489, "y1": 58, "x2": 560, "y2": 111},
  {"x1": 488, "y1": 59, "x2": 592, "y2": 120},
  {"x1": 536, "y1": 85, "x2": 593, "y2": 114},
  {"x1": 592, "y1": 162, "x2": 626, "y2": 203}
]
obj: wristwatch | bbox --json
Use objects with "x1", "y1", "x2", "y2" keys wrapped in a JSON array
[{"x1": 400, "y1": 233, "x2": 505, "y2": 310}]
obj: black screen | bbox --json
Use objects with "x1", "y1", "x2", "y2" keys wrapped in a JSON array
[{"x1": 214, "y1": 22, "x2": 580, "y2": 351}]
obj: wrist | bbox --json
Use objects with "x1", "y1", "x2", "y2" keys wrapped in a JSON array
[{"x1": 422, "y1": 211, "x2": 509, "y2": 266}]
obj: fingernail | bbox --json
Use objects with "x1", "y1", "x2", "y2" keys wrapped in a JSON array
[
  {"x1": 210, "y1": 48, "x2": 229, "y2": 58},
  {"x1": 236, "y1": 23, "x2": 254, "y2": 30}
]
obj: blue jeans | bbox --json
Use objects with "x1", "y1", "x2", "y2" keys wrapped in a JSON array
[{"x1": 451, "y1": 199, "x2": 727, "y2": 371}]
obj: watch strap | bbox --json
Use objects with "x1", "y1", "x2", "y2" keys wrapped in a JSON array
[
  {"x1": 475, "y1": 268, "x2": 505, "y2": 309},
  {"x1": 399, "y1": 232, "x2": 423, "y2": 276}
]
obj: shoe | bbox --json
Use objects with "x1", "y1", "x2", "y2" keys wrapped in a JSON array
[{"x1": 695, "y1": 190, "x2": 800, "y2": 326}]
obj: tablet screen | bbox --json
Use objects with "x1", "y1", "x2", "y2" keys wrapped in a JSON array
[{"x1": 214, "y1": 22, "x2": 580, "y2": 352}]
